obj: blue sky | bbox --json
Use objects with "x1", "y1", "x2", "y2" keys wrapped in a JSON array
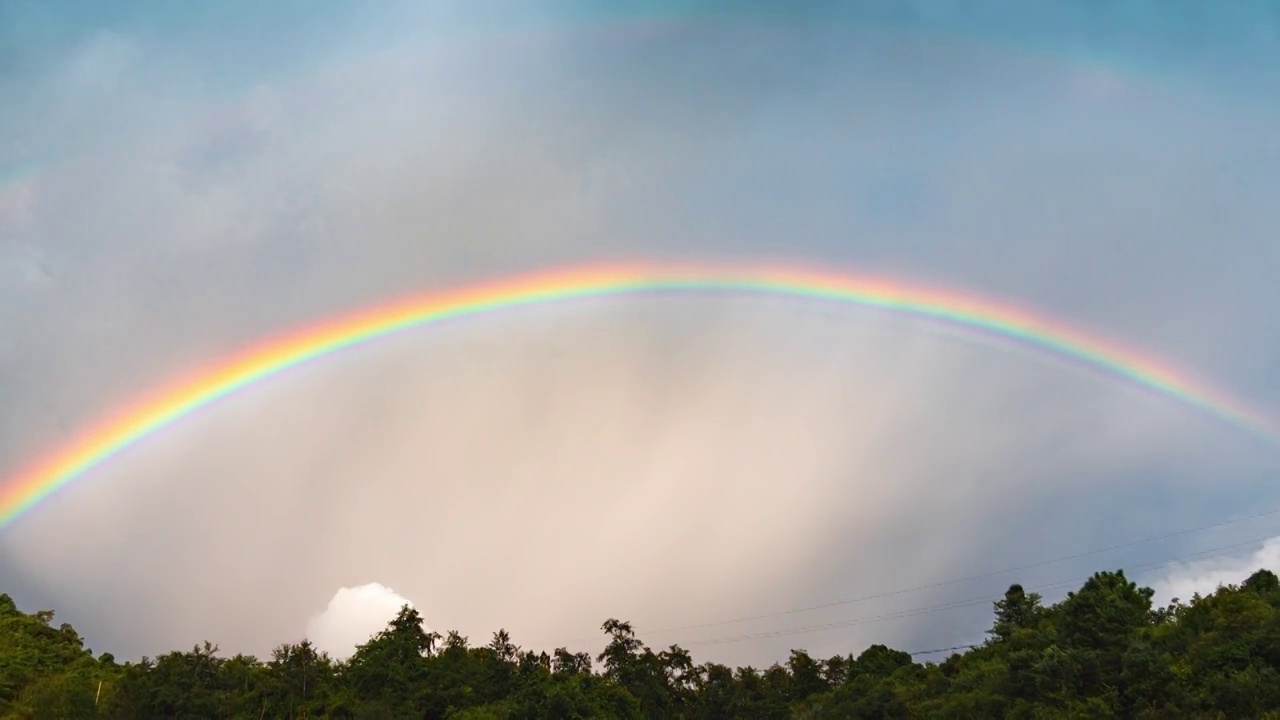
[{"x1": 2, "y1": 1, "x2": 1279, "y2": 666}]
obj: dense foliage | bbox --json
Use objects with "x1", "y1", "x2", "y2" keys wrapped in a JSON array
[{"x1": 3, "y1": 567, "x2": 1280, "y2": 718}]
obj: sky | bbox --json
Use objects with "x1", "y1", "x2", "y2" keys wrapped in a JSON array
[{"x1": 2, "y1": 1, "x2": 1280, "y2": 667}]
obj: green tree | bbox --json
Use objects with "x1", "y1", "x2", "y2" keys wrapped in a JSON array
[
  {"x1": 342, "y1": 605, "x2": 433, "y2": 715},
  {"x1": 7, "y1": 555, "x2": 1280, "y2": 718},
  {"x1": 990, "y1": 583, "x2": 1044, "y2": 643}
]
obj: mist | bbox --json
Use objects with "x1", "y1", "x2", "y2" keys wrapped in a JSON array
[{"x1": 2, "y1": 2, "x2": 1279, "y2": 668}]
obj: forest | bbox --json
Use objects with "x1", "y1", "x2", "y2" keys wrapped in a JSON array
[{"x1": 3, "y1": 567, "x2": 1280, "y2": 719}]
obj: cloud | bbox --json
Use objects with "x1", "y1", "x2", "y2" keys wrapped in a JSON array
[
  {"x1": 0, "y1": 3, "x2": 1277, "y2": 669},
  {"x1": 1148, "y1": 538, "x2": 1280, "y2": 606},
  {"x1": 306, "y1": 583, "x2": 429, "y2": 661}
]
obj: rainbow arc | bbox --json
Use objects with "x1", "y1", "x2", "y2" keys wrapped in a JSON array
[{"x1": 1, "y1": 262, "x2": 1275, "y2": 529}]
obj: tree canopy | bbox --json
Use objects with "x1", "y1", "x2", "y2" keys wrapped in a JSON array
[{"x1": 3, "y1": 566, "x2": 1280, "y2": 718}]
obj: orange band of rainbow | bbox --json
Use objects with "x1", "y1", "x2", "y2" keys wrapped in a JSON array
[{"x1": 2, "y1": 262, "x2": 1275, "y2": 529}]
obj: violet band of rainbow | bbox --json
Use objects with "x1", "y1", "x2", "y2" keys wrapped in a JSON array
[{"x1": 2, "y1": 262, "x2": 1275, "y2": 529}]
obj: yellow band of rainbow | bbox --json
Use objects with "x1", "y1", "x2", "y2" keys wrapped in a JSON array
[{"x1": 2, "y1": 262, "x2": 1274, "y2": 529}]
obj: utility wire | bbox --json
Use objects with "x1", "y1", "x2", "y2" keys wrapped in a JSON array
[
  {"x1": 676, "y1": 534, "x2": 1272, "y2": 649},
  {"x1": 909, "y1": 643, "x2": 979, "y2": 657},
  {"x1": 540, "y1": 504, "x2": 1280, "y2": 648},
  {"x1": 645, "y1": 505, "x2": 1280, "y2": 637}
]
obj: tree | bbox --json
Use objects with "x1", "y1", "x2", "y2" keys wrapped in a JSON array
[
  {"x1": 1243, "y1": 568, "x2": 1280, "y2": 594},
  {"x1": 1059, "y1": 571, "x2": 1154, "y2": 652},
  {"x1": 342, "y1": 605, "x2": 433, "y2": 715},
  {"x1": 552, "y1": 647, "x2": 592, "y2": 676},
  {"x1": 786, "y1": 649, "x2": 828, "y2": 702},
  {"x1": 264, "y1": 640, "x2": 334, "y2": 718},
  {"x1": 6, "y1": 556, "x2": 1280, "y2": 717},
  {"x1": 989, "y1": 583, "x2": 1044, "y2": 643}
]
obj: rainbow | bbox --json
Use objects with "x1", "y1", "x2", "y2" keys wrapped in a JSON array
[
  {"x1": 1, "y1": 261, "x2": 1276, "y2": 529},
  {"x1": 0, "y1": 159, "x2": 41, "y2": 222}
]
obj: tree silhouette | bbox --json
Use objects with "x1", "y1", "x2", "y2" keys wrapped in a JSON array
[{"x1": 4, "y1": 566, "x2": 1280, "y2": 717}]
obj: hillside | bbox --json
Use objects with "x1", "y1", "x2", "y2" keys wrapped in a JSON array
[{"x1": 3, "y1": 568, "x2": 1279, "y2": 718}]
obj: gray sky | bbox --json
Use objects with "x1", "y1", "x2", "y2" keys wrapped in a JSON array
[{"x1": 2, "y1": 1, "x2": 1279, "y2": 668}]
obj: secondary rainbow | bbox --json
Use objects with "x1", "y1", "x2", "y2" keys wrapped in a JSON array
[{"x1": 2, "y1": 261, "x2": 1276, "y2": 529}]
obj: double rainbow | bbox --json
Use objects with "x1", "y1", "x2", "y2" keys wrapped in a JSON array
[{"x1": 2, "y1": 262, "x2": 1275, "y2": 529}]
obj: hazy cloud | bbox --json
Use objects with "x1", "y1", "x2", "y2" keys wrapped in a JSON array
[{"x1": 1, "y1": 2, "x2": 1278, "y2": 668}]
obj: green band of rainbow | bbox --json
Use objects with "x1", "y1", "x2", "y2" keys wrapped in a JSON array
[{"x1": 2, "y1": 262, "x2": 1274, "y2": 529}]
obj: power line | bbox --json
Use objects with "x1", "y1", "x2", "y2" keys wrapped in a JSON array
[
  {"x1": 695, "y1": 536, "x2": 1272, "y2": 645},
  {"x1": 647, "y1": 505, "x2": 1280, "y2": 637},
  {"x1": 675, "y1": 534, "x2": 1273, "y2": 649},
  {"x1": 909, "y1": 643, "x2": 978, "y2": 657},
  {"x1": 541, "y1": 504, "x2": 1280, "y2": 647}
]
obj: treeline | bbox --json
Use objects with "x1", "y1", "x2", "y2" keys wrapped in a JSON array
[{"x1": 3, "y1": 567, "x2": 1280, "y2": 718}]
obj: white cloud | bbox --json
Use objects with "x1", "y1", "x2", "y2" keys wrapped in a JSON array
[
  {"x1": 1148, "y1": 538, "x2": 1280, "y2": 605},
  {"x1": 305, "y1": 583, "x2": 430, "y2": 661}
]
